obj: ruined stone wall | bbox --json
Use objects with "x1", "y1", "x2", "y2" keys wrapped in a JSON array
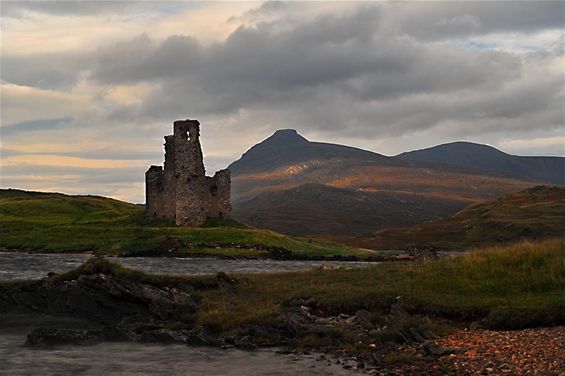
[
  {"x1": 145, "y1": 166, "x2": 163, "y2": 217},
  {"x1": 145, "y1": 119, "x2": 231, "y2": 227},
  {"x1": 206, "y1": 169, "x2": 231, "y2": 219},
  {"x1": 161, "y1": 135, "x2": 177, "y2": 221}
]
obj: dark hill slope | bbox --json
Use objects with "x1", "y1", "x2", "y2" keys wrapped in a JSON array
[
  {"x1": 232, "y1": 183, "x2": 465, "y2": 236},
  {"x1": 363, "y1": 186, "x2": 565, "y2": 250},
  {"x1": 398, "y1": 141, "x2": 565, "y2": 184},
  {"x1": 229, "y1": 131, "x2": 540, "y2": 238}
]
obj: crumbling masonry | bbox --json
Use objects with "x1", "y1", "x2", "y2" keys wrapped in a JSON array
[{"x1": 145, "y1": 119, "x2": 231, "y2": 227}]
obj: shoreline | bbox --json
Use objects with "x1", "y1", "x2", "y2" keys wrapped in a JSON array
[
  {"x1": 0, "y1": 248, "x2": 382, "y2": 262},
  {"x1": 0, "y1": 247, "x2": 446, "y2": 263},
  {"x1": 2, "y1": 281, "x2": 562, "y2": 375},
  {"x1": 0, "y1": 327, "x2": 355, "y2": 376},
  {"x1": 1, "y1": 241, "x2": 564, "y2": 375}
]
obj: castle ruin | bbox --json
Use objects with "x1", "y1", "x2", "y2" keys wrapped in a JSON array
[{"x1": 145, "y1": 119, "x2": 231, "y2": 227}]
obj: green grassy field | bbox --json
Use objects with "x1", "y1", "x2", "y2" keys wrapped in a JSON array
[
  {"x1": 194, "y1": 239, "x2": 565, "y2": 334},
  {"x1": 41, "y1": 239, "x2": 565, "y2": 337},
  {"x1": 0, "y1": 189, "x2": 371, "y2": 258}
]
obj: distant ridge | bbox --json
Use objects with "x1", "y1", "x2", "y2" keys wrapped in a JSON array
[
  {"x1": 228, "y1": 129, "x2": 394, "y2": 175},
  {"x1": 398, "y1": 141, "x2": 565, "y2": 185},
  {"x1": 228, "y1": 130, "x2": 549, "y2": 239},
  {"x1": 17, "y1": 130, "x2": 556, "y2": 243}
]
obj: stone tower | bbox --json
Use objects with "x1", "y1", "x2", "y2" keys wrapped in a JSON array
[{"x1": 145, "y1": 119, "x2": 231, "y2": 227}]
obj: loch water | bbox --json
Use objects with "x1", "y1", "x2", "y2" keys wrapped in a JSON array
[
  {"x1": 0, "y1": 252, "x2": 371, "y2": 375},
  {"x1": 0, "y1": 331, "x2": 355, "y2": 376},
  {"x1": 0, "y1": 252, "x2": 373, "y2": 281}
]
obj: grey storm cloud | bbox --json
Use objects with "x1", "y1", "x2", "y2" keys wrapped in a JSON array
[
  {"x1": 4, "y1": 0, "x2": 562, "y2": 34},
  {"x1": 1, "y1": 53, "x2": 84, "y2": 90},
  {"x1": 2, "y1": 1, "x2": 564, "y2": 141},
  {"x1": 76, "y1": 4, "x2": 563, "y2": 138},
  {"x1": 391, "y1": 1, "x2": 565, "y2": 40},
  {"x1": 91, "y1": 6, "x2": 517, "y2": 92}
]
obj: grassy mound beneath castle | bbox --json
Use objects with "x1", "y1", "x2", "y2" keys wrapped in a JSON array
[{"x1": 0, "y1": 189, "x2": 372, "y2": 258}]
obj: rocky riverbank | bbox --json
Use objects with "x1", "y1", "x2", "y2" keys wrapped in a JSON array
[
  {"x1": 0, "y1": 265, "x2": 453, "y2": 374},
  {"x1": 1, "y1": 252, "x2": 563, "y2": 375},
  {"x1": 0, "y1": 258, "x2": 449, "y2": 374},
  {"x1": 0, "y1": 266, "x2": 221, "y2": 347}
]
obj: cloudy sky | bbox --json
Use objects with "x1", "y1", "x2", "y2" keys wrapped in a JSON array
[{"x1": 1, "y1": 1, "x2": 564, "y2": 203}]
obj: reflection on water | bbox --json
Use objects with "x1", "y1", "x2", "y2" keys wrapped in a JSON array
[
  {"x1": 0, "y1": 252, "x2": 373, "y2": 281},
  {"x1": 0, "y1": 332, "x2": 354, "y2": 376}
]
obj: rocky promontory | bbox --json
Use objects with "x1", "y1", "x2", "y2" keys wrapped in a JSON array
[{"x1": 0, "y1": 258, "x2": 227, "y2": 347}]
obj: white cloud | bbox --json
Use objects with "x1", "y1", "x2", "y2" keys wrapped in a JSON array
[
  {"x1": 498, "y1": 136, "x2": 565, "y2": 156},
  {"x1": 0, "y1": 83, "x2": 95, "y2": 126},
  {"x1": 1, "y1": 2, "x2": 255, "y2": 56}
]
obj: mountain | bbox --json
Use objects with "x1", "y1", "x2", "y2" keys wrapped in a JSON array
[
  {"x1": 398, "y1": 141, "x2": 565, "y2": 185},
  {"x1": 229, "y1": 131, "x2": 543, "y2": 239},
  {"x1": 229, "y1": 129, "x2": 394, "y2": 175},
  {"x1": 363, "y1": 186, "x2": 565, "y2": 250}
]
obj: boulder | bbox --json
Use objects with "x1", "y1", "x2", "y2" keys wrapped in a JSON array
[
  {"x1": 351, "y1": 310, "x2": 375, "y2": 330},
  {"x1": 185, "y1": 325, "x2": 223, "y2": 346},
  {"x1": 422, "y1": 340, "x2": 456, "y2": 356}
]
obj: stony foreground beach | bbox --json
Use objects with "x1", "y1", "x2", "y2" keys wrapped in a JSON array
[{"x1": 390, "y1": 326, "x2": 565, "y2": 375}]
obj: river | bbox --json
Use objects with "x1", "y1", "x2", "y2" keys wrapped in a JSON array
[
  {"x1": 0, "y1": 252, "x2": 373, "y2": 281},
  {"x1": 0, "y1": 330, "x2": 354, "y2": 376},
  {"x1": 0, "y1": 252, "x2": 370, "y2": 375}
]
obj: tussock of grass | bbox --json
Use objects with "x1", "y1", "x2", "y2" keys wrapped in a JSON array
[{"x1": 56, "y1": 257, "x2": 219, "y2": 289}]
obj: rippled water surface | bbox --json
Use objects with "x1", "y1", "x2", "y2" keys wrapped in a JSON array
[
  {"x1": 0, "y1": 252, "x2": 371, "y2": 374},
  {"x1": 0, "y1": 331, "x2": 354, "y2": 376},
  {"x1": 0, "y1": 252, "x2": 373, "y2": 280}
]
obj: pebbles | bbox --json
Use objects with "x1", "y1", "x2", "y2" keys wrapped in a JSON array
[{"x1": 395, "y1": 326, "x2": 565, "y2": 375}]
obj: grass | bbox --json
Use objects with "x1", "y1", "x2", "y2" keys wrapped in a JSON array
[
  {"x1": 368, "y1": 185, "x2": 565, "y2": 250},
  {"x1": 5, "y1": 239, "x2": 562, "y2": 350},
  {"x1": 53, "y1": 256, "x2": 221, "y2": 290},
  {"x1": 194, "y1": 239, "x2": 565, "y2": 333},
  {"x1": 180, "y1": 247, "x2": 270, "y2": 258},
  {"x1": 0, "y1": 189, "x2": 370, "y2": 258}
]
